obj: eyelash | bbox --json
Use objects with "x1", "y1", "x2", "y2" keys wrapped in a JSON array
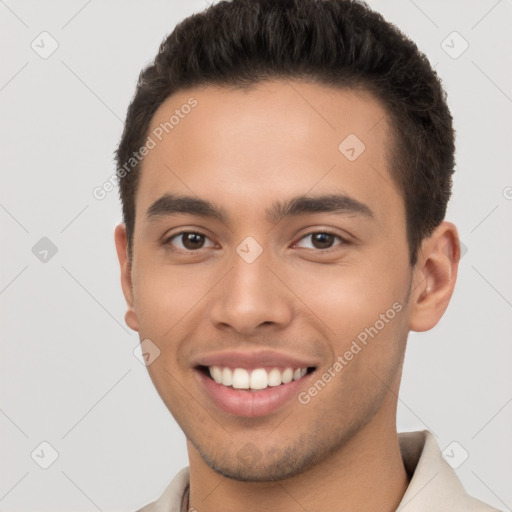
[{"x1": 163, "y1": 230, "x2": 349, "y2": 253}]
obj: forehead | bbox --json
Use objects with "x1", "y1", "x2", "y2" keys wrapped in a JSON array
[{"x1": 135, "y1": 80, "x2": 402, "y2": 225}]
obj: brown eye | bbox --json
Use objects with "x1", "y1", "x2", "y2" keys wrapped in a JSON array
[
  {"x1": 181, "y1": 233, "x2": 205, "y2": 249},
  {"x1": 165, "y1": 232, "x2": 214, "y2": 251},
  {"x1": 311, "y1": 233, "x2": 336, "y2": 249},
  {"x1": 295, "y1": 231, "x2": 346, "y2": 251}
]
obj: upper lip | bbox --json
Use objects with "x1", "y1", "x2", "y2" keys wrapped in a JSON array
[{"x1": 193, "y1": 350, "x2": 319, "y2": 370}]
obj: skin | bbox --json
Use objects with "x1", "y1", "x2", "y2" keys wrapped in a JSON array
[{"x1": 115, "y1": 80, "x2": 460, "y2": 512}]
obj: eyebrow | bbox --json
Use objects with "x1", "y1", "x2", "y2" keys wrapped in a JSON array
[{"x1": 145, "y1": 193, "x2": 374, "y2": 225}]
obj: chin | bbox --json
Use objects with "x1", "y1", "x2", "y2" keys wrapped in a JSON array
[
  {"x1": 208, "y1": 461, "x2": 310, "y2": 483},
  {"x1": 198, "y1": 442, "x2": 323, "y2": 483}
]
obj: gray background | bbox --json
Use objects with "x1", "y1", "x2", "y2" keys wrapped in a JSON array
[{"x1": 1, "y1": 0, "x2": 511, "y2": 510}]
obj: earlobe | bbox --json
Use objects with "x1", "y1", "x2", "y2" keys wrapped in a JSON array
[
  {"x1": 409, "y1": 222, "x2": 460, "y2": 332},
  {"x1": 114, "y1": 224, "x2": 139, "y2": 332}
]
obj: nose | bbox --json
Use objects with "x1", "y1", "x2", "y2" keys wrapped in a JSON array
[{"x1": 208, "y1": 249, "x2": 294, "y2": 335}]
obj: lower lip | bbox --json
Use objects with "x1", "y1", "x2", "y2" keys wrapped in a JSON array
[{"x1": 196, "y1": 370, "x2": 311, "y2": 418}]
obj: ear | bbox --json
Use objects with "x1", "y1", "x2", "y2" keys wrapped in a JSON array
[
  {"x1": 114, "y1": 223, "x2": 139, "y2": 332},
  {"x1": 409, "y1": 221, "x2": 461, "y2": 332}
]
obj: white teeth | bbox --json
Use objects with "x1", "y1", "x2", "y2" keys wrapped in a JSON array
[
  {"x1": 281, "y1": 368, "x2": 293, "y2": 384},
  {"x1": 232, "y1": 368, "x2": 250, "y2": 389},
  {"x1": 207, "y1": 366, "x2": 310, "y2": 390},
  {"x1": 209, "y1": 366, "x2": 222, "y2": 383},
  {"x1": 250, "y1": 368, "x2": 268, "y2": 390},
  {"x1": 221, "y1": 367, "x2": 233, "y2": 386},
  {"x1": 268, "y1": 368, "x2": 282, "y2": 387}
]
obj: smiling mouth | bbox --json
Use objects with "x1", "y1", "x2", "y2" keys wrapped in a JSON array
[{"x1": 197, "y1": 365, "x2": 316, "y2": 391}]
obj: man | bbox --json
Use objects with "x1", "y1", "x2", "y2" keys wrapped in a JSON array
[{"x1": 114, "y1": 0, "x2": 500, "y2": 510}]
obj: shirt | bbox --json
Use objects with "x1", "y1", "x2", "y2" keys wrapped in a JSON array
[{"x1": 135, "y1": 430, "x2": 501, "y2": 512}]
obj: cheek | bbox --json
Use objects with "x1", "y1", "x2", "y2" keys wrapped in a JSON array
[
  {"x1": 293, "y1": 257, "x2": 408, "y2": 343},
  {"x1": 133, "y1": 262, "x2": 210, "y2": 335}
]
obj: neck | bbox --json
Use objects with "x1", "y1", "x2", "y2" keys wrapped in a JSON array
[{"x1": 186, "y1": 414, "x2": 409, "y2": 512}]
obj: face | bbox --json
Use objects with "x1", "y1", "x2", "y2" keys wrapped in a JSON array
[{"x1": 117, "y1": 80, "x2": 416, "y2": 481}]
